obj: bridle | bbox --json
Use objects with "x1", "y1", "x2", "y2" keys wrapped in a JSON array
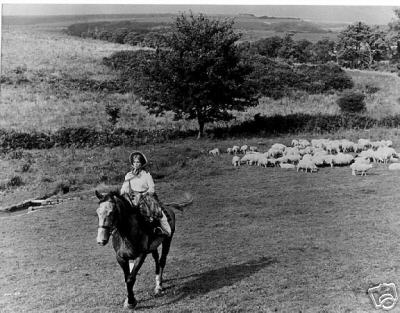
[{"x1": 97, "y1": 199, "x2": 117, "y2": 234}]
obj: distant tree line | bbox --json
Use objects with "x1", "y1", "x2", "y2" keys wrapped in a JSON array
[{"x1": 68, "y1": 9, "x2": 400, "y2": 71}]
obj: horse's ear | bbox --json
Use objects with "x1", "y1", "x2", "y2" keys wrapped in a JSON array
[{"x1": 95, "y1": 190, "x2": 104, "y2": 201}]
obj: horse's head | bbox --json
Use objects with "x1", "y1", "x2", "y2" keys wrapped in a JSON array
[{"x1": 95, "y1": 190, "x2": 118, "y2": 246}]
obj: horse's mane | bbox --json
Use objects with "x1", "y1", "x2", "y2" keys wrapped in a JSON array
[{"x1": 102, "y1": 190, "x2": 139, "y2": 215}]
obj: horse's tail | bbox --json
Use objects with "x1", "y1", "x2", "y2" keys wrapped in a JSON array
[{"x1": 164, "y1": 192, "x2": 193, "y2": 212}]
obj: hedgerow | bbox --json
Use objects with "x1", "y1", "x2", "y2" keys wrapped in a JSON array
[{"x1": 2, "y1": 113, "x2": 400, "y2": 150}]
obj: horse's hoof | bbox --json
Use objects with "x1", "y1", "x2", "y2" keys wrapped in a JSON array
[
  {"x1": 154, "y1": 286, "x2": 164, "y2": 296},
  {"x1": 123, "y1": 298, "x2": 137, "y2": 310}
]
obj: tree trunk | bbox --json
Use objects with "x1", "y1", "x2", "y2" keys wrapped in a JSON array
[{"x1": 197, "y1": 115, "x2": 205, "y2": 139}]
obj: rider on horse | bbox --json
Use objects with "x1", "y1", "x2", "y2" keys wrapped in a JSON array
[{"x1": 120, "y1": 151, "x2": 171, "y2": 237}]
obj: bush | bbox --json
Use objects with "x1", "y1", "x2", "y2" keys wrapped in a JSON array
[
  {"x1": 8, "y1": 175, "x2": 23, "y2": 188},
  {"x1": 105, "y1": 103, "x2": 121, "y2": 127},
  {"x1": 337, "y1": 91, "x2": 366, "y2": 114}
]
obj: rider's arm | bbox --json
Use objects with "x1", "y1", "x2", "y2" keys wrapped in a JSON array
[
  {"x1": 120, "y1": 173, "x2": 132, "y2": 195},
  {"x1": 145, "y1": 172, "x2": 155, "y2": 195}
]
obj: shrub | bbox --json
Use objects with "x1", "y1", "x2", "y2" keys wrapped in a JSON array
[
  {"x1": 105, "y1": 103, "x2": 121, "y2": 127},
  {"x1": 364, "y1": 84, "x2": 380, "y2": 94},
  {"x1": 8, "y1": 175, "x2": 23, "y2": 187},
  {"x1": 337, "y1": 91, "x2": 366, "y2": 114}
]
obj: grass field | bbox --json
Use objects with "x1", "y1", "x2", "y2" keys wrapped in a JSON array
[
  {"x1": 2, "y1": 17, "x2": 400, "y2": 313},
  {"x1": 2, "y1": 135, "x2": 400, "y2": 312}
]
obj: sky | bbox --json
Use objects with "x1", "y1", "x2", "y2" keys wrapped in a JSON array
[{"x1": 1, "y1": 2, "x2": 399, "y2": 25}]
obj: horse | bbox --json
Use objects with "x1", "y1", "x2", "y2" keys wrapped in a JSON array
[{"x1": 95, "y1": 190, "x2": 193, "y2": 310}]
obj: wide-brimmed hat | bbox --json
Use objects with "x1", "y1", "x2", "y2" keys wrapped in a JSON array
[{"x1": 129, "y1": 151, "x2": 148, "y2": 167}]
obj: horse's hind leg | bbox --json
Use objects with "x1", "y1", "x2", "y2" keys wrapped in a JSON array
[
  {"x1": 156, "y1": 238, "x2": 172, "y2": 294},
  {"x1": 152, "y1": 250, "x2": 163, "y2": 295}
]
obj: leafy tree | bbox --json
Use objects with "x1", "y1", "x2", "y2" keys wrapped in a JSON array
[
  {"x1": 387, "y1": 8, "x2": 400, "y2": 61},
  {"x1": 253, "y1": 36, "x2": 284, "y2": 58},
  {"x1": 292, "y1": 39, "x2": 313, "y2": 63},
  {"x1": 131, "y1": 13, "x2": 258, "y2": 138},
  {"x1": 337, "y1": 22, "x2": 373, "y2": 69},
  {"x1": 311, "y1": 38, "x2": 337, "y2": 63},
  {"x1": 277, "y1": 33, "x2": 296, "y2": 61},
  {"x1": 369, "y1": 26, "x2": 390, "y2": 62}
]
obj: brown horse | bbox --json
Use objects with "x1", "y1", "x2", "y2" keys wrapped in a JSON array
[{"x1": 95, "y1": 190, "x2": 193, "y2": 310}]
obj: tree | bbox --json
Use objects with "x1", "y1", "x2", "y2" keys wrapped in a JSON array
[
  {"x1": 387, "y1": 8, "x2": 400, "y2": 61},
  {"x1": 292, "y1": 39, "x2": 313, "y2": 63},
  {"x1": 311, "y1": 38, "x2": 336, "y2": 63},
  {"x1": 337, "y1": 22, "x2": 373, "y2": 69},
  {"x1": 253, "y1": 36, "x2": 284, "y2": 58},
  {"x1": 131, "y1": 13, "x2": 258, "y2": 138},
  {"x1": 277, "y1": 33, "x2": 296, "y2": 61}
]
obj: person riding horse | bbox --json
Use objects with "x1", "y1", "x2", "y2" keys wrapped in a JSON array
[{"x1": 120, "y1": 151, "x2": 171, "y2": 237}]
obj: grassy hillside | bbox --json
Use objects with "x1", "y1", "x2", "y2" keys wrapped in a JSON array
[
  {"x1": 1, "y1": 24, "x2": 399, "y2": 134},
  {"x1": 2, "y1": 21, "x2": 400, "y2": 313},
  {"x1": 2, "y1": 133, "x2": 400, "y2": 312}
]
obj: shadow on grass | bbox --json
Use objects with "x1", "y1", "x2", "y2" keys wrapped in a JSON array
[{"x1": 138, "y1": 256, "x2": 277, "y2": 310}]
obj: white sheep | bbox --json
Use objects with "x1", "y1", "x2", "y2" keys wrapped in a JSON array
[
  {"x1": 232, "y1": 146, "x2": 240, "y2": 154},
  {"x1": 232, "y1": 156, "x2": 241, "y2": 167},
  {"x1": 350, "y1": 163, "x2": 373, "y2": 176},
  {"x1": 297, "y1": 159, "x2": 318, "y2": 173},
  {"x1": 332, "y1": 153, "x2": 354, "y2": 166},
  {"x1": 240, "y1": 145, "x2": 249, "y2": 154},
  {"x1": 241, "y1": 152, "x2": 261, "y2": 165},
  {"x1": 358, "y1": 139, "x2": 372, "y2": 150},
  {"x1": 271, "y1": 143, "x2": 286, "y2": 151},
  {"x1": 249, "y1": 146, "x2": 258, "y2": 152},
  {"x1": 279, "y1": 163, "x2": 296, "y2": 169},
  {"x1": 209, "y1": 148, "x2": 220, "y2": 156},
  {"x1": 226, "y1": 147, "x2": 233, "y2": 154},
  {"x1": 388, "y1": 163, "x2": 400, "y2": 170}
]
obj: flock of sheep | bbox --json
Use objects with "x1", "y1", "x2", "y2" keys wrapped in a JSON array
[{"x1": 209, "y1": 138, "x2": 400, "y2": 176}]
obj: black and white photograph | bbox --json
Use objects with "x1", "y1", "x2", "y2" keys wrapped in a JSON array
[{"x1": 1, "y1": 1, "x2": 400, "y2": 312}]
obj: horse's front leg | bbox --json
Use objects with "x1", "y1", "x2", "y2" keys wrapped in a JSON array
[
  {"x1": 116, "y1": 256, "x2": 137, "y2": 310},
  {"x1": 123, "y1": 253, "x2": 147, "y2": 310}
]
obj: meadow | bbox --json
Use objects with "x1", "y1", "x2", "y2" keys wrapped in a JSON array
[{"x1": 2, "y1": 17, "x2": 400, "y2": 313}]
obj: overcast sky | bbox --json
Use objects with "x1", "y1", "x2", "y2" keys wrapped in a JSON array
[{"x1": 2, "y1": 3, "x2": 399, "y2": 24}]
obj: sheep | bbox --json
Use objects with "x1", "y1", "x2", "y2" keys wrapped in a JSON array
[
  {"x1": 284, "y1": 147, "x2": 300, "y2": 155},
  {"x1": 232, "y1": 146, "x2": 240, "y2": 154},
  {"x1": 353, "y1": 156, "x2": 371, "y2": 165},
  {"x1": 270, "y1": 143, "x2": 286, "y2": 152},
  {"x1": 332, "y1": 153, "x2": 354, "y2": 166},
  {"x1": 358, "y1": 139, "x2": 372, "y2": 150},
  {"x1": 267, "y1": 148, "x2": 283, "y2": 158},
  {"x1": 388, "y1": 163, "x2": 400, "y2": 170},
  {"x1": 249, "y1": 146, "x2": 258, "y2": 152},
  {"x1": 279, "y1": 163, "x2": 296, "y2": 169},
  {"x1": 350, "y1": 163, "x2": 373, "y2": 176},
  {"x1": 340, "y1": 140, "x2": 356, "y2": 152},
  {"x1": 291, "y1": 139, "x2": 299, "y2": 147},
  {"x1": 240, "y1": 152, "x2": 261, "y2": 165},
  {"x1": 375, "y1": 147, "x2": 397, "y2": 164},
  {"x1": 285, "y1": 154, "x2": 301, "y2": 164},
  {"x1": 209, "y1": 148, "x2": 220, "y2": 156},
  {"x1": 297, "y1": 159, "x2": 318, "y2": 173},
  {"x1": 258, "y1": 157, "x2": 275, "y2": 167},
  {"x1": 298, "y1": 139, "x2": 310, "y2": 148},
  {"x1": 226, "y1": 147, "x2": 233, "y2": 154},
  {"x1": 232, "y1": 156, "x2": 241, "y2": 167},
  {"x1": 240, "y1": 145, "x2": 249, "y2": 154},
  {"x1": 325, "y1": 141, "x2": 340, "y2": 154}
]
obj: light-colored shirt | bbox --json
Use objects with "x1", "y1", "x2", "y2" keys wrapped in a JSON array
[{"x1": 120, "y1": 170, "x2": 155, "y2": 195}]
